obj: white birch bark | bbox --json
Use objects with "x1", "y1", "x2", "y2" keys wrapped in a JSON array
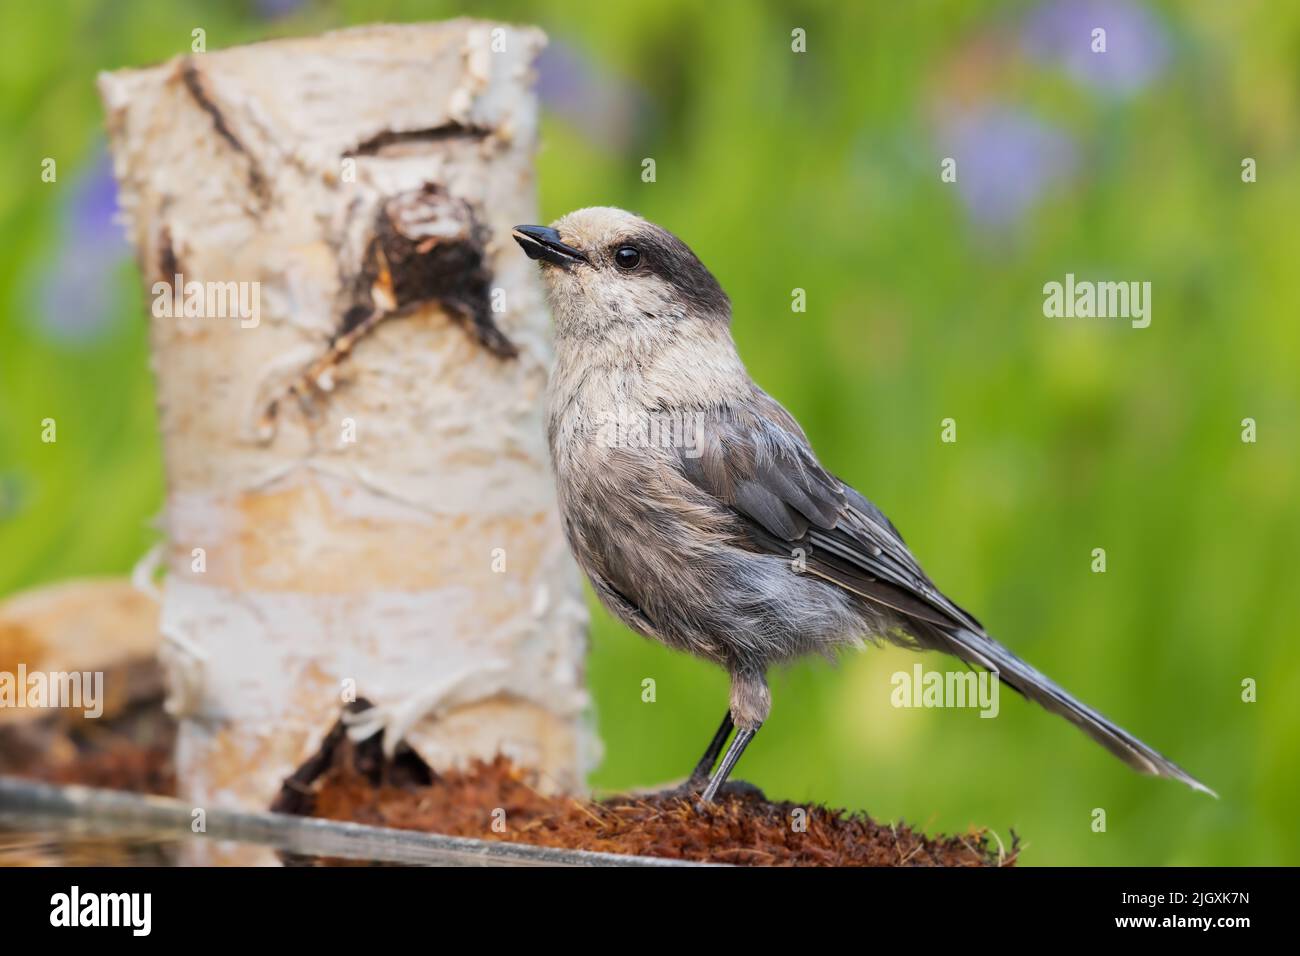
[{"x1": 97, "y1": 20, "x2": 593, "y2": 861}]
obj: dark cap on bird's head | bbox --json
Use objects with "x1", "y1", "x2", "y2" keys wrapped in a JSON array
[{"x1": 512, "y1": 207, "x2": 729, "y2": 319}]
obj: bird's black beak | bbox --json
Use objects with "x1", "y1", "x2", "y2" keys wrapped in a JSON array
[{"x1": 512, "y1": 225, "x2": 588, "y2": 268}]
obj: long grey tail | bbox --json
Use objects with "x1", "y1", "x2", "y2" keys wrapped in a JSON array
[{"x1": 932, "y1": 627, "x2": 1215, "y2": 797}]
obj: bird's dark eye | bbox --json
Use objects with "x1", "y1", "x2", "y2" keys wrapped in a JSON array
[{"x1": 614, "y1": 246, "x2": 641, "y2": 270}]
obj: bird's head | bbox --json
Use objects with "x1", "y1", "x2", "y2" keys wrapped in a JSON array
[{"x1": 512, "y1": 207, "x2": 729, "y2": 339}]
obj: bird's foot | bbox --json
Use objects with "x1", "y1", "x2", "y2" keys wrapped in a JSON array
[{"x1": 665, "y1": 775, "x2": 766, "y2": 810}]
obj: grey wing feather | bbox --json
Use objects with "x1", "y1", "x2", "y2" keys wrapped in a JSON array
[
  {"x1": 674, "y1": 391, "x2": 1214, "y2": 796},
  {"x1": 680, "y1": 392, "x2": 981, "y2": 633}
]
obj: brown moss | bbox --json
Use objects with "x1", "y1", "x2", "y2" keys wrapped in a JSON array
[
  {"x1": 2, "y1": 694, "x2": 175, "y2": 796},
  {"x1": 4, "y1": 698, "x2": 1016, "y2": 866},
  {"x1": 275, "y1": 711, "x2": 1014, "y2": 867},
  {"x1": 37, "y1": 743, "x2": 175, "y2": 796}
]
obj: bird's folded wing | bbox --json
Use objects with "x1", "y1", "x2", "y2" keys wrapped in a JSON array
[{"x1": 677, "y1": 392, "x2": 983, "y2": 634}]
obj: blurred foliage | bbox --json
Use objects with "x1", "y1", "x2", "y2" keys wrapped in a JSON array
[{"x1": 1, "y1": 0, "x2": 1297, "y2": 864}]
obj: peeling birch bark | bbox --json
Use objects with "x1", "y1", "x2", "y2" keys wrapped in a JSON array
[{"x1": 98, "y1": 20, "x2": 593, "y2": 862}]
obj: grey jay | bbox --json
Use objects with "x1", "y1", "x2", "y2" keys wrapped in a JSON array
[{"x1": 514, "y1": 208, "x2": 1212, "y2": 804}]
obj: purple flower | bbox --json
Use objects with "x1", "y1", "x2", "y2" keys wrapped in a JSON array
[
  {"x1": 1022, "y1": 0, "x2": 1171, "y2": 95},
  {"x1": 35, "y1": 148, "x2": 131, "y2": 342},
  {"x1": 537, "y1": 40, "x2": 649, "y2": 151},
  {"x1": 937, "y1": 106, "x2": 1078, "y2": 229},
  {"x1": 256, "y1": 0, "x2": 305, "y2": 20}
]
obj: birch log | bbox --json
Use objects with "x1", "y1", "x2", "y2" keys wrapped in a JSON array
[{"x1": 98, "y1": 21, "x2": 593, "y2": 861}]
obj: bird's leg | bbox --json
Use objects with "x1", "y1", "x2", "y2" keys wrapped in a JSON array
[
  {"x1": 698, "y1": 724, "x2": 760, "y2": 805},
  {"x1": 696, "y1": 665, "x2": 770, "y2": 807},
  {"x1": 688, "y1": 710, "x2": 734, "y2": 786}
]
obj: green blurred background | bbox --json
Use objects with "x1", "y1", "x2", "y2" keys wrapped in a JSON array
[{"x1": 1, "y1": 0, "x2": 1296, "y2": 865}]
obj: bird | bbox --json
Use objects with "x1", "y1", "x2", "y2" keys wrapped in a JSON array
[{"x1": 513, "y1": 207, "x2": 1214, "y2": 805}]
